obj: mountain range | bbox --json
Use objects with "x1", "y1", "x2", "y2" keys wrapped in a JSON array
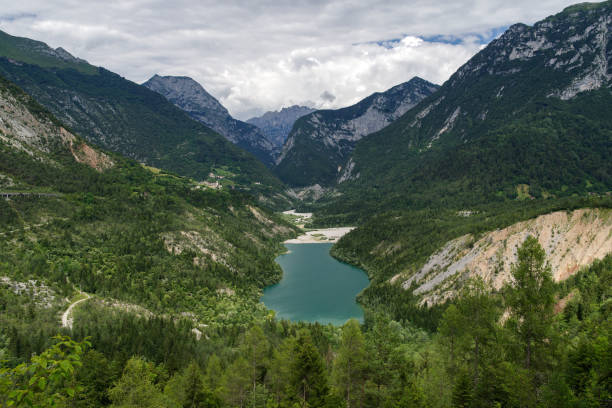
[
  {"x1": 246, "y1": 105, "x2": 315, "y2": 149},
  {"x1": 143, "y1": 75, "x2": 278, "y2": 167},
  {"x1": 325, "y1": 0, "x2": 612, "y2": 219},
  {"x1": 274, "y1": 77, "x2": 439, "y2": 186},
  {"x1": 0, "y1": 2, "x2": 611, "y2": 406},
  {"x1": 0, "y1": 30, "x2": 283, "y2": 196},
  {"x1": 324, "y1": 1, "x2": 612, "y2": 293}
]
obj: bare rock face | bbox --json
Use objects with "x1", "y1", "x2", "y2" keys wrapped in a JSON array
[
  {"x1": 452, "y1": 10, "x2": 612, "y2": 100},
  {"x1": 0, "y1": 79, "x2": 112, "y2": 171},
  {"x1": 143, "y1": 75, "x2": 276, "y2": 166},
  {"x1": 246, "y1": 105, "x2": 315, "y2": 149},
  {"x1": 393, "y1": 209, "x2": 612, "y2": 306},
  {"x1": 275, "y1": 77, "x2": 439, "y2": 187}
]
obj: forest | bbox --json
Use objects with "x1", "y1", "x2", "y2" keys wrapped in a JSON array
[
  {"x1": 1, "y1": 238, "x2": 610, "y2": 407},
  {"x1": 0, "y1": 5, "x2": 611, "y2": 405}
]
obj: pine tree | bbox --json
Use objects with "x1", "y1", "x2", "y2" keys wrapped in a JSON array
[
  {"x1": 504, "y1": 236, "x2": 555, "y2": 371},
  {"x1": 365, "y1": 313, "x2": 402, "y2": 400},
  {"x1": 266, "y1": 337, "x2": 296, "y2": 406},
  {"x1": 289, "y1": 331, "x2": 330, "y2": 408},
  {"x1": 204, "y1": 354, "x2": 223, "y2": 397},
  {"x1": 457, "y1": 278, "x2": 499, "y2": 389},
  {"x1": 221, "y1": 357, "x2": 251, "y2": 408},
  {"x1": 108, "y1": 356, "x2": 170, "y2": 408},
  {"x1": 451, "y1": 371, "x2": 472, "y2": 408},
  {"x1": 437, "y1": 304, "x2": 464, "y2": 376},
  {"x1": 332, "y1": 319, "x2": 367, "y2": 408},
  {"x1": 182, "y1": 362, "x2": 220, "y2": 408},
  {"x1": 240, "y1": 325, "x2": 269, "y2": 408}
]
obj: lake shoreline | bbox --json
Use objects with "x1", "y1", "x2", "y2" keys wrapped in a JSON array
[{"x1": 263, "y1": 242, "x2": 368, "y2": 325}]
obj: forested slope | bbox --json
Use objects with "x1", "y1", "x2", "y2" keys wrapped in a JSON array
[{"x1": 0, "y1": 30, "x2": 284, "y2": 195}]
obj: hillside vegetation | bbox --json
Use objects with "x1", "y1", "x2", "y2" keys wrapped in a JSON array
[{"x1": 0, "y1": 30, "x2": 285, "y2": 199}]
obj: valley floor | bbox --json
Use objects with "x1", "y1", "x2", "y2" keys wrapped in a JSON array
[{"x1": 284, "y1": 227, "x2": 355, "y2": 243}]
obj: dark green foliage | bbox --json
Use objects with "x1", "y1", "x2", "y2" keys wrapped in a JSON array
[
  {"x1": 0, "y1": 39, "x2": 284, "y2": 194},
  {"x1": 306, "y1": 3, "x2": 612, "y2": 297},
  {"x1": 0, "y1": 30, "x2": 96, "y2": 74},
  {"x1": 451, "y1": 371, "x2": 473, "y2": 408},
  {"x1": 1, "y1": 4, "x2": 611, "y2": 407},
  {"x1": 1, "y1": 251, "x2": 609, "y2": 407},
  {"x1": 329, "y1": 197, "x2": 611, "y2": 331},
  {"x1": 165, "y1": 362, "x2": 222, "y2": 408},
  {"x1": 73, "y1": 350, "x2": 118, "y2": 408},
  {"x1": 0, "y1": 336, "x2": 90, "y2": 407},
  {"x1": 289, "y1": 331, "x2": 331, "y2": 408},
  {"x1": 107, "y1": 356, "x2": 171, "y2": 408},
  {"x1": 275, "y1": 78, "x2": 438, "y2": 187},
  {"x1": 334, "y1": 1, "x2": 612, "y2": 217},
  {"x1": 504, "y1": 236, "x2": 556, "y2": 371}
]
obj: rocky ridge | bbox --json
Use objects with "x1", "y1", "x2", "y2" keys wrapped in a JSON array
[
  {"x1": 274, "y1": 77, "x2": 439, "y2": 187},
  {"x1": 246, "y1": 105, "x2": 315, "y2": 149},
  {"x1": 0, "y1": 77, "x2": 112, "y2": 172},
  {"x1": 0, "y1": 30, "x2": 282, "y2": 191},
  {"x1": 143, "y1": 75, "x2": 276, "y2": 166},
  {"x1": 334, "y1": 1, "x2": 612, "y2": 217}
]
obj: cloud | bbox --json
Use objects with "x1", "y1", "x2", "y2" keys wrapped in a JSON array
[
  {"x1": 0, "y1": 0, "x2": 579, "y2": 119},
  {"x1": 0, "y1": 12, "x2": 36, "y2": 22},
  {"x1": 320, "y1": 91, "x2": 336, "y2": 103}
]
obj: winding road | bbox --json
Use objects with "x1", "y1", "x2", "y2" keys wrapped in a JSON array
[{"x1": 61, "y1": 293, "x2": 91, "y2": 329}]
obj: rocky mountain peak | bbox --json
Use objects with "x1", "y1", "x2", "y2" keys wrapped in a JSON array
[
  {"x1": 246, "y1": 105, "x2": 315, "y2": 148},
  {"x1": 143, "y1": 74, "x2": 230, "y2": 118},
  {"x1": 449, "y1": 1, "x2": 612, "y2": 99},
  {"x1": 274, "y1": 77, "x2": 439, "y2": 187},
  {"x1": 143, "y1": 74, "x2": 277, "y2": 166},
  {"x1": 53, "y1": 47, "x2": 88, "y2": 64}
]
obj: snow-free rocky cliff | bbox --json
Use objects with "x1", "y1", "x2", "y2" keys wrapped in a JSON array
[
  {"x1": 143, "y1": 75, "x2": 276, "y2": 167},
  {"x1": 246, "y1": 105, "x2": 315, "y2": 149},
  {"x1": 0, "y1": 77, "x2": 112, "y2": 172},
  {"x1": 338, "y1": 1, "x2": 612, "y2": 210},
  {"x1": 391, "y1": 209, "x2": 612, "y2": 306},
  {"x1": 274, "y1": 77, "x2": 439, "y2": 187},
  {"x1": 357, "y1": 2, "x2": 612, "y2": 158}
]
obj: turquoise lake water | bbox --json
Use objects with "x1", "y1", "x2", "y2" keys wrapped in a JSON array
[{"x1": 261, "y1": 243, "x2": 369, "y2": 325}]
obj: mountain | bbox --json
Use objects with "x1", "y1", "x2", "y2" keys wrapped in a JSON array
[
  {"x1": 319, "y1": 1, "x2": 612, "y2": 306},
  {"x1": 0, "y1": 75, "x2": 113, "y2": 188},
  {"x1": 320, "y1": 1, "x2": 612, "y2": 222},
  {"x1": 246, "y1": 105, "x2": 315, "y2": 149},
  {"x1": 0, "y1": 30, "x2": 94, "y2": 74},
  {"x1": 0, "y1": 30, "x2": 284, "y2": 195},
  {"x1": 0, "y1": 71, "x2": 297, "y2": 325},
  {"x1": 274, "y1": 77, "x2": 439, "y2": 187},
  {"x1": 143, "y1": 75, "x2": 277, "y2": 167}
]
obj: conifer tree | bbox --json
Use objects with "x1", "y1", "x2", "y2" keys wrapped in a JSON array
[
  {"x1": 332, "y1": 319, "x2": 367, "y2": 408},
  {"x1": 504, "y1": 236, "x2": 555, "y2": 371},
  {"x1": 289, "y1": 331, "x2": 330, "y2": 408},
  {"x1": 222, "y1": 357, "x2": 251, "y2": 408},
  {"x1": 204, "y1": 354, "x2": 223, "y2": 397},
  {"x1": 240, "y1": 325, "x2": 269, "y2": 408}
]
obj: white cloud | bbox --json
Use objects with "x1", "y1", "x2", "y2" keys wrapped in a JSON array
[{"x1": 0, "y1": 0, "x2": 579, "y2": 119}]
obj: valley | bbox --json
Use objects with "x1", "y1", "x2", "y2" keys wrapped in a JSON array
[{"x1": 0, "y1": 1, "x2": 611, "y2": 407}]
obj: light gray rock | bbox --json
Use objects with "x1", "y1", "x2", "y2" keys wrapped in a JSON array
[
  {"x1": 246, "y1": 105, "x2": 315, "y2": 149},
  {"x1": 143, "y1": 75, "x2": 276, "y2": 166}
]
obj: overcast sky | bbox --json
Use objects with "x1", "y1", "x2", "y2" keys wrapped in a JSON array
[{"x1": 0, "y1": 0, "x2": 579, "y2": 119}]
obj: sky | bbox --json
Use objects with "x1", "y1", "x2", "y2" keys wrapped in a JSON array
[{"x1": 0, "y1": 0, "x2": 579, "y2": 119}]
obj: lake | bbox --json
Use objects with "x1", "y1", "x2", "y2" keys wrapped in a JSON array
[{"x1": 262, "y1": 243, "x2": 369, "y2": 325}]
